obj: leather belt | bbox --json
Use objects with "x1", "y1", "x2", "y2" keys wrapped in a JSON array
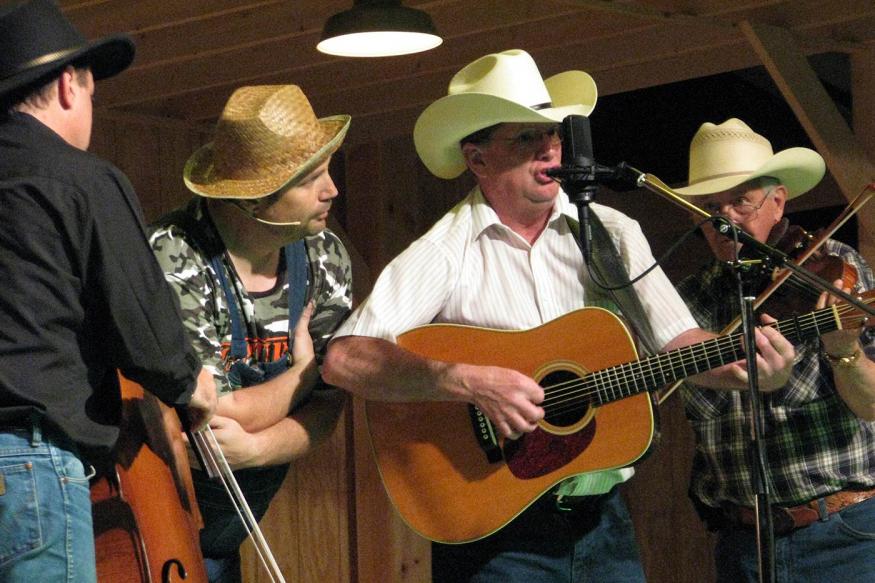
[{"x1": 727, "y1": 486, "x2": 875, "y2": 535}]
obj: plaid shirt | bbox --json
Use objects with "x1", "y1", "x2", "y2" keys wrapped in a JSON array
[{"x1": 678, "y1": 238, "x2": 875, "y2": 508}]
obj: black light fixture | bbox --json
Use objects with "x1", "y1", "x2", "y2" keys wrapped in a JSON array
[{"x1": 317, "y1": 0, "x2": 442, "y2": 58}]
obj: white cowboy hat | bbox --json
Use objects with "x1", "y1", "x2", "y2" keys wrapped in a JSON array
[
  {"x1": 184, "y1": 85, "x2": 350, "y2": 199},
  {"x1": 675, "y1": 118, "x2": 825, "y2": 199},
  {"x1": 413, "y1": 49, "x2": 598, "y2": 179}
]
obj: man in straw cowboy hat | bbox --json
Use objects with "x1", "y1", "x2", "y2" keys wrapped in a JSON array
[
  {"x1": 149, "y1": 84, "x2": 352, "y2": 582},
  {"x1": 323, "y1": 50, "x2": 795, "y2": 582},
  {"x1": 0, "y1": 0, "x2": 217, "y2": 580},
  {"x1": 674, "y1": 118, "x2": 875, "y2": 582}
]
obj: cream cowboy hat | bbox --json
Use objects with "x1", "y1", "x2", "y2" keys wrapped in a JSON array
[
  {"x1": 675, "y1": 118, "x2": 825, "y2": 199},
  {"x1": 184, "y1": 85, "x2": 350, "y2": 199},
  {"x1": 413, "y1": 49, "x2": 598, "y2": 179}
]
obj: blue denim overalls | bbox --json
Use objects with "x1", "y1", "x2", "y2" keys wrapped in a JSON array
[{"x1": 193, "y1": 240, "x2": 308, "y2": 581}]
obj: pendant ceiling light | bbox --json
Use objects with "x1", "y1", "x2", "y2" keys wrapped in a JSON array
[{"x1": 317, "y1": 0, "x2": 442, "y2": 58}]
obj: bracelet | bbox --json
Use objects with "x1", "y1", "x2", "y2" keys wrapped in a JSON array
[{"x1": 823, "y1": 348, "x2": 863, "y2": 368}]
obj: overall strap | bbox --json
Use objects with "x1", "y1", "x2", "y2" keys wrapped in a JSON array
[
  {"x1": 210, "y1": 254, "x2": 249, "y2": 360},
  {"x1": 210, "y1": 240, "x2": 310, "y2": 360},
  {"x1": 566, "y1": 214, "x2": 659, "y2": 355},
  {"x1": 284, "y1": 239, "x2": 310, "y2": 353}
]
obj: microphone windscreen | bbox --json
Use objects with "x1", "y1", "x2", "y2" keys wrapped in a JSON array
[{"x1": 561, "y1": 115, "x2": 594, "y2": 169}]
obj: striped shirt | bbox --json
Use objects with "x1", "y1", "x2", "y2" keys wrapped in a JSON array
[
  {"x1": 678, "y1": 238, "x2": 875, "y2": 508},
  {"x1": 336, "y1": 186, "x2": 699, "y2": 494}
]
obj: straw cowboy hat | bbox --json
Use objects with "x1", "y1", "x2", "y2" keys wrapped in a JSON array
[
  {"x1": 675, "y1": 118, "x2": 825, "y2": 199},
  {"x1": 414, "y1": 49, "x2": 598, "y2": 179},
  {"x1": 0, "y1": 0, "x2": 134, "y2": 101},
  {"x1": 184, "y1": 85, "x2": 351, "y2": 199}
]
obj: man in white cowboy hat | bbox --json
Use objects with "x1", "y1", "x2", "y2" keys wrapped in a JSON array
[
  {"x1": 324, "y1": 50, "x2": 795, "y2": 582},
  {"x1": 149, "y1": 84, "x2": 353, "y2": 583},
  {"x1": 674, "y1": 118, "x2": 875, "y2": 582},
  {"x1": 0, "y1": 0, "x2": 217, "y2": 581}
]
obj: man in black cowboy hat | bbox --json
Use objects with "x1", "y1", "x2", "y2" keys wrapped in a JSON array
[
  {"x1": 149, "y1": 84, "x2": 353, "y2": 583},
  {"x1": 0, "y1": 1, "x2": 217, "y2": 580}
]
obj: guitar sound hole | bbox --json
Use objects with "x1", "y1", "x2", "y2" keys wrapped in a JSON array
[{"x1": 540, "y1": 369, "x2": 588, "y2": 427}]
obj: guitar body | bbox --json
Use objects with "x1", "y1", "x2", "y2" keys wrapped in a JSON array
[{"x1": 365, "y1": 308, "x2": 655, "y2": 544}]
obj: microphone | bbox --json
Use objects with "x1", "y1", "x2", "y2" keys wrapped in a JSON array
[
  {"x1": 546, "y1": 161, "x2": 643, "y2": 192},
  {"x1": 561, "y1": 114, "x2": 595, "y2": 169},
  {"x1": 231, "y1": 200, "x2": 302, "y2": 227},
  {"x1": 546, "y1": 114, "x2": 643, "y2": 192}
]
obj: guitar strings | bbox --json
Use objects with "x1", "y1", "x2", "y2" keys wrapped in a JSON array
[
  {"x1": 542, "y1": 301, "x2": 867, "y2": 418},
  {"x1": 536, "y1": 304, "x2": 859, "y2": 418}
]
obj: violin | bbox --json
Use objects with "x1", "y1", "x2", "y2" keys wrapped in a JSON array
[
  {"x1": 652, "y1": 180, "x2": 874, "y2": 406},
  {"x1": 742, "y1": 219, "x2": 858, "y2": 320}
]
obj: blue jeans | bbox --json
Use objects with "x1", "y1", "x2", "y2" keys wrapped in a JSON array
[
  {"x1": 0, "y1": 422, "x2": 95, "y2": 582},
  {"x1": 432, "y1": 488, "x2": 645, "y2": 582},
  {"x1": 714, "y1": 496, "x2": 875, "y2": 582}
]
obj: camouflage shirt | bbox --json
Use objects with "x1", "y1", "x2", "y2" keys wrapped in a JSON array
[{"x1": 149, "y1": 197, "x2": 353, "y2": 396}]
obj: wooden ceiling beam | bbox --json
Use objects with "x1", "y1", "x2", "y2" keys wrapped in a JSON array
[
  {"x1": 739, "y1": 19, "x2": 875, "y2": 263},
  {"x1": 110, "y1": 14, "x2": 736, "y2": 121},
  {"x1": 95, "y1": 4, "x2": 639, "y2": 109}
]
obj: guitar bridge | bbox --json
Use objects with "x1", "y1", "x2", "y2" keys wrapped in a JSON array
[{"x1": 468, "y1": 405, "x2": 502, "y2": 464}]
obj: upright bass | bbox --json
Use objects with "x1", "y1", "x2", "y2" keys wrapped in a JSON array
[
  {"x1": 90, "y1": 372, "x2": 208, "y2": 582},
  {"x1": 91, "y1": 372, "x2": 287, "y2": 582}
]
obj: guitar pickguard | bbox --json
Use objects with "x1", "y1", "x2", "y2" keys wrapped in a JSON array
[{"x1": 504, "y1": 422, "x2": 597, "y2": 479}]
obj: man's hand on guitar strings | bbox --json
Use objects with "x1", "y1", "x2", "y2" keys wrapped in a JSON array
[{"x1": 450, "y1": 362, "x2": 545, "y2": 439}]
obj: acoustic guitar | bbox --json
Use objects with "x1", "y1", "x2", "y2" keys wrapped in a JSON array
[{"x1": 365, "y1": 292, "x2": 873, "y2": 543}]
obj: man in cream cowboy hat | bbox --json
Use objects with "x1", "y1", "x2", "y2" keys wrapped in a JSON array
[
  {"x1": 150, "y1": 85, "x2": 353, "y2": 583},
  {"x1": 675, "y1": 118, "x2": 875, "y2": 582},
  {"x1": 324, "y1": 51, "x2": 794, "y2": 582},
  {"x1": 0, "y1": 2, "x2": 218, "y2": 580}
]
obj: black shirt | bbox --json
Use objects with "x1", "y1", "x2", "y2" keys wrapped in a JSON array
[{"x1": 0, "y1": 112, "x2": 200, "y2": 452}]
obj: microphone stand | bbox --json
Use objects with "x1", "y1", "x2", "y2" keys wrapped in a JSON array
[
  {"x1": 555, "y1": 166, "x2": 600, "y2": 265},
  {"x1": 722, "y1": 228, "x2": 776, "y2": 583},
  {"x1": 633, "y1": 170, "x2": 778, "y2": 581}
]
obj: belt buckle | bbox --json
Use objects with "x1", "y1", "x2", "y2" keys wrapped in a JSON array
[{"x1": 771, "y1": 506, "x2": 796, "y2": 535}]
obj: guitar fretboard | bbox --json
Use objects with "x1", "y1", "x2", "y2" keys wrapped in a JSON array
[{"x1": 544, "y1": 304, "x2": 840, "y2": 415}]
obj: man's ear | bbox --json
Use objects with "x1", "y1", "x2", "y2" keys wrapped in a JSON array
[
  {"x1": 56, "y1": 66, "x2": 77, "y2": 110},
  {"x1": 462, "y1": 143, "x2": 487, "y2": 177},
  {"x1": 772, "y1": 184, "x2": 788, "y2": 219}
]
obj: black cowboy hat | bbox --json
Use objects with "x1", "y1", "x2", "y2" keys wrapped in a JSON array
[{"x1": 0, "y1": 0, "x2": 134, "y2": 101}]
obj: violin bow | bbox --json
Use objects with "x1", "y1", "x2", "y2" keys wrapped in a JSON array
[
  {"x1": 187, "y1": 428, "x2": 287, "y2": 583},
  {"x1": 650, "y1": 181, "x2": 873, "y2": 406}
]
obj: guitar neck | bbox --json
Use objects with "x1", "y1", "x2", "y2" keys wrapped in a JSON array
[{"x1": 587, "y1": 304, "x2": 839, "y2": 407}]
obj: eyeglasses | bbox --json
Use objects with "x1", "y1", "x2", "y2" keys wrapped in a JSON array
[
  {"x1": 493, "y1": 125, "x2": 562, "y2": 149},
  {"x1": 701, "y1": 188, "x2": 774, "y2": 223}
]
